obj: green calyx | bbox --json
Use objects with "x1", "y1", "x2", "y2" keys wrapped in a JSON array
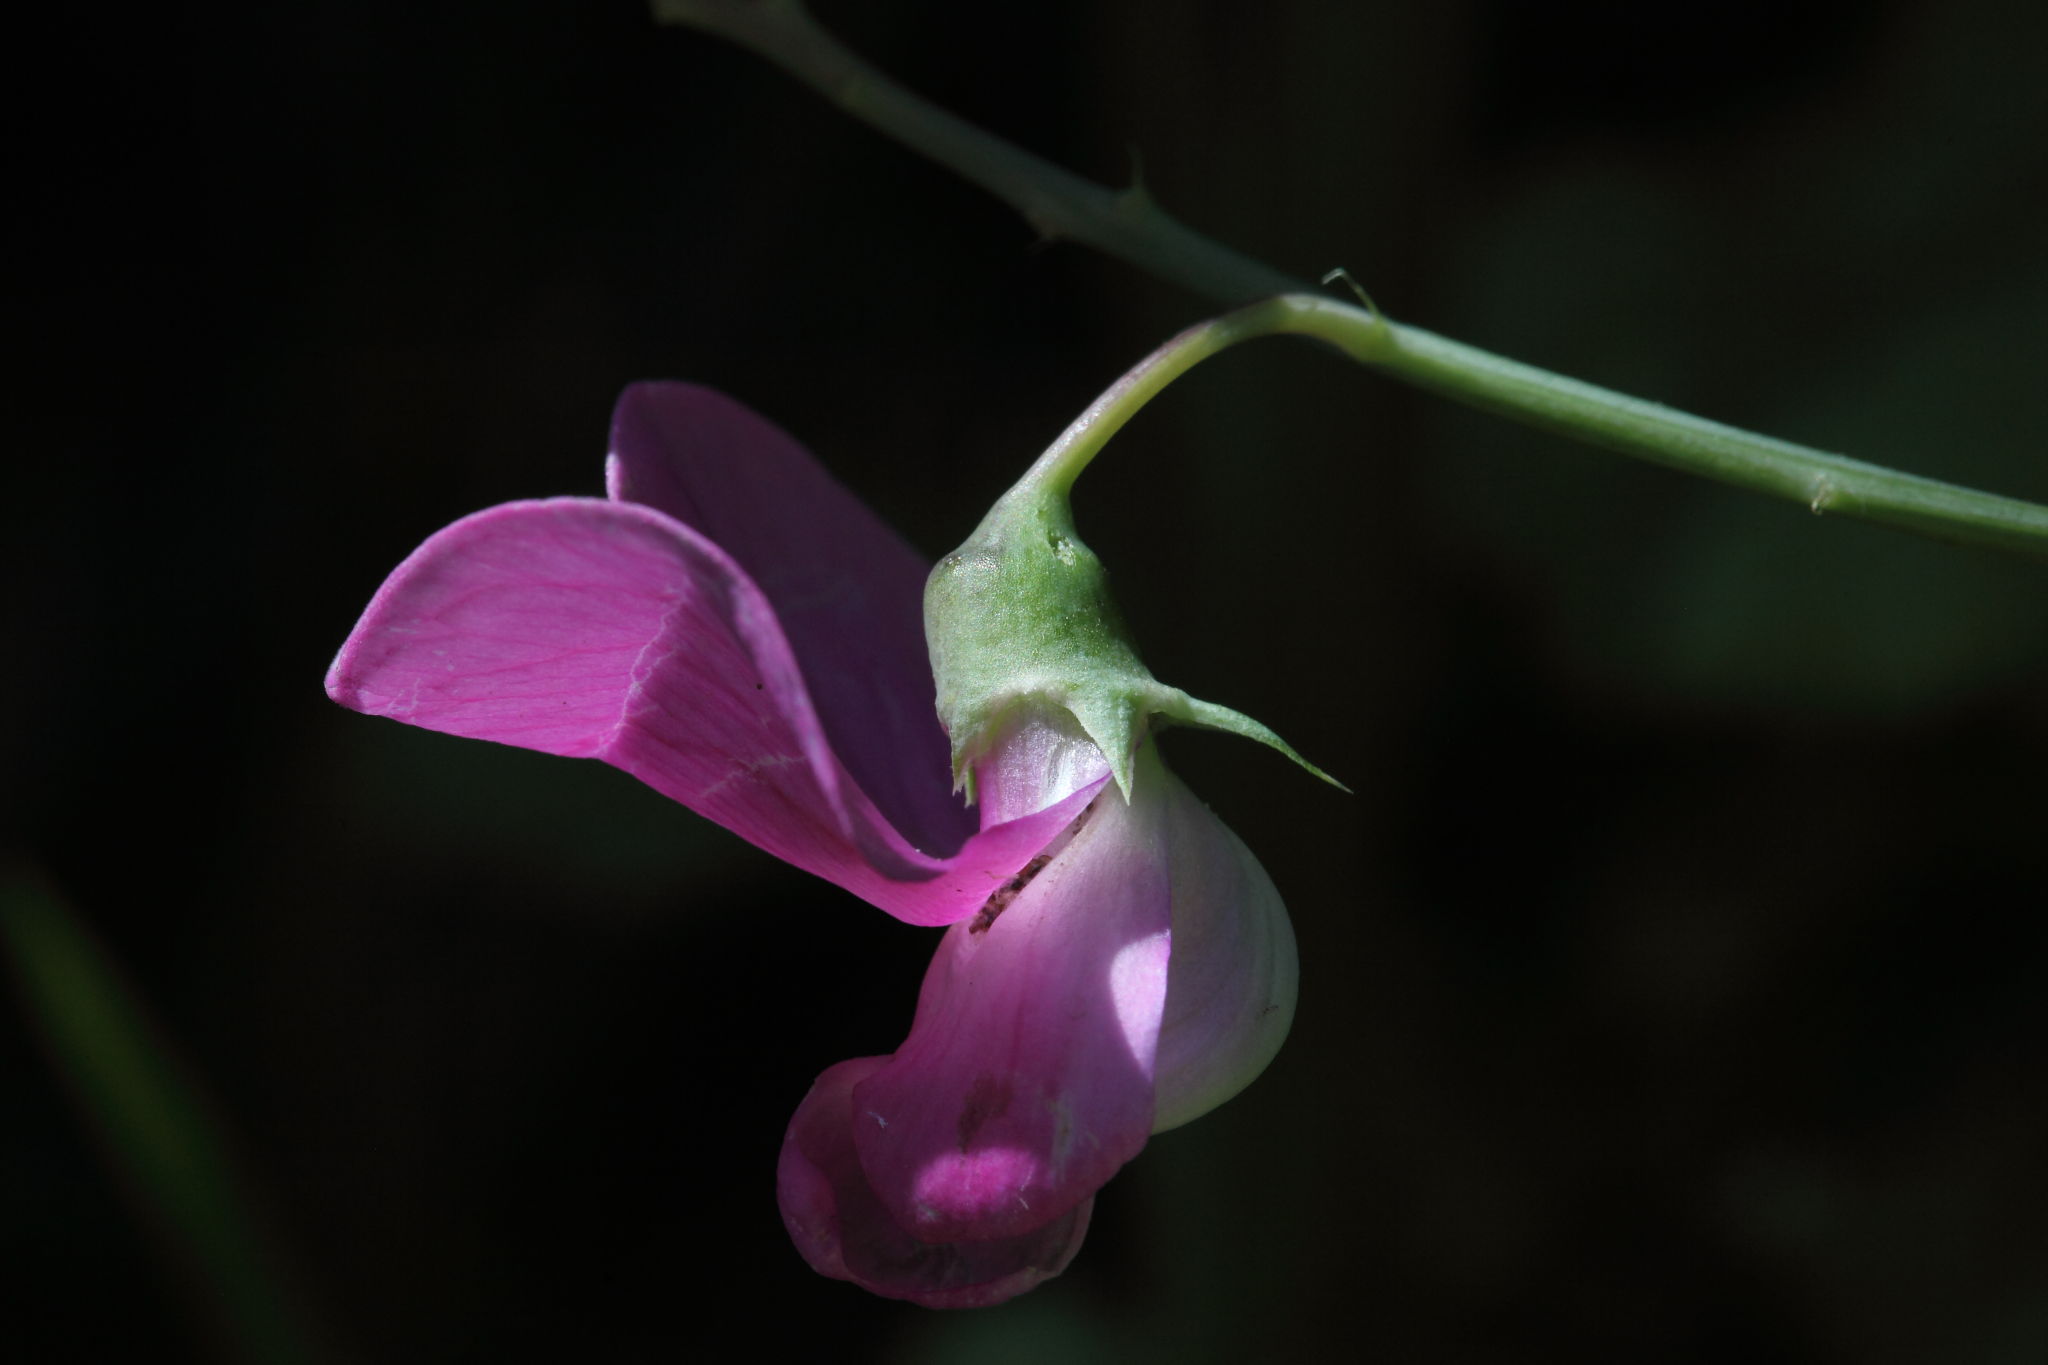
[{"x1": 924, "y1": 472, "x2": 1343, "y2": 804}]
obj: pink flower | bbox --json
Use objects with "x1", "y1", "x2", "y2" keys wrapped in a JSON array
[{"x1": 327, "y1": 383, "x2": 1296, "y2": 1307}]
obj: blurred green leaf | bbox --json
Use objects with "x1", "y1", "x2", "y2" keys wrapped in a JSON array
[{"x1": 1, "y1": 864, "x2": 322, "y2": 1365}]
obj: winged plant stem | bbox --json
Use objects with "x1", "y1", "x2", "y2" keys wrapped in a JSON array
[{"x1": 653, "y1": 0, "x2": 2048, "y2": 558}]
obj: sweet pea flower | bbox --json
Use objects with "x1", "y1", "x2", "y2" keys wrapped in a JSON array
[{"x1": 326, "y1": 381, "x2": 1309, "y2": 1307}]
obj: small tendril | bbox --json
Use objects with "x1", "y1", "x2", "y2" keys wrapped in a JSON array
[{"x1": 1320, "y1": 268, "x2": 1389, "y2": 333}]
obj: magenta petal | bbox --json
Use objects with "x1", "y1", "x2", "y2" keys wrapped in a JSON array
[
  {"x1": 325, "y1": 497, "x2": 1102, "y2": 927},
  {"x1": 1147, "y1": 770, "x2": 1299, "y2": 1132},
  {"x1": 852, "y1": 782, "x2": 1173, "y2": 1243},
  {"x1": 779, "y1": 1056, "x2": 1092, "y2": 1309},
  {"x1": 606, "y1": 382, "x2": 968, "y2": 857}
]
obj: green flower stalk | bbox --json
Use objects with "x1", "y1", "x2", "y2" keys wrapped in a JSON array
[{"x1": 926, "y1": 311, "x2": 1345, "y2": 804}]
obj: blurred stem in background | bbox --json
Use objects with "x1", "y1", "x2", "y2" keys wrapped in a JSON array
[
  {"x1": 653, "y1": 0, "x2": 2048, "y2": 560},
  {"x1": 1, "y1": 864, "x2": 322, "y2": 1365}
]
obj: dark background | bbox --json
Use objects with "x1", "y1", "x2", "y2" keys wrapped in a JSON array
[{"x1": 11, "y1": 1, "x2": 2048, "y2": 1361}]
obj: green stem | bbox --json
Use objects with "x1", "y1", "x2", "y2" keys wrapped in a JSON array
[
  {"x1": 1023, "y1": 294, "x2": 2048, "y2": 557},
  {"x1": 1024, "y1": 307, "x2": 1272, "y2": 496},
  {"x1": 650, "y1": 0, "x2": 1299, "y2": 303},
  {"x1": 1283, "y1": 300, "x2": 2048, "y2": 557},
  {"x1": 655, "y1": 1, "x2": 2048, "y2": 559}
]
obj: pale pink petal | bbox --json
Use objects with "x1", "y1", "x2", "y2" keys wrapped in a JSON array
[
  {"x1": 606, "y1": 383, "x2": 968, "y2": 856},
  {"x1": 779, "y1": 1056, "x2": 1092, "y2": 1309},
  {"x1": 970, "y1": 708, "x2": 1116, "y2": 826},
  {"x1": 852, "y1": 778, "x2": 1173, "y2": 1243},
  {"x1": 1147, "y1": 771, "x2": 1299, "y2": 1132},
  {"x1": 325, "y1": 498, "x2": 1100, "y2": 926}
]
